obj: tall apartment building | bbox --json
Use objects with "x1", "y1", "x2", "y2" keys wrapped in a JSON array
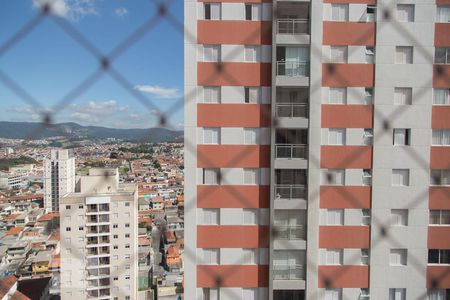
[
  {"x1": 184, "y1": 1, "x2": 450, "y2": 299},
  {"x1": 44, "y1": 149, "x2": 76, "y2": 212},
  {"x1": 60, "y1": 168, "x2": 138, "y2": 300}
]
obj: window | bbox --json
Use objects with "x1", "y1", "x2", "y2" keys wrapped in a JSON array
[
  {"x1": 203, "y1": 168, "x2": 220, "y2": 185},
  {"x1": 113, "y1": 245, "x2": 118, "y2": 249},
  {"x1": 245, "y1": 4, "x2": 261, "y2": 21},
  {"x1": 243, "y1": 208, "x2": 258, "y2": 225},
  {"x1": 390, "y1": 249, "x2": 407, "y2": 266},
  {"x1": 325, "y1": 249, "x2": 343, "y2": 265},
  {"x1": 78, "y1": 204, "x2": 83, "y2": 209},
  {"x1": 65, "y1": 227, "x2": 71, "y2": 232},
  {"x1": 393, "y1": 129, "x2": 411, "y2": 146},
  {"x1": 243, "y1": 169, "x2": 259, "y2": 185},
  {"x1": 395, "y1": 46, "x2": 413, "y2": 64},
  {"x1": 243, "y1": 248, "x2": 258, "y2": 264},
  {"x1": 244, "y1": 87, "x2": 260, "y2": 103},
  {"x1": 113, "y1": 234, "x2": 118, "y2": 238},
  {"x1": 329, "y1": 87, "x2": 347, "y2": 104},
  {"x1": 365, "y1": 47, "x2": 375, "y2": 64},
  {"x1": 331, "y1": 4, "x2": 348, "y2": 21},
  {"x1": 428, "y1": 289, "x2": 450, "y2": 300},
  {"x1": 394, "y1": 87, "x2": 412, "y2": 105},
  {"x1": 365, "y1": 88, "x2": 373, "y2": 104},
  {"x1": 204, "y1": 87, "x2": 221, "y2": 103},
  {"x1": 330, "y1": 46, "x2": 348, "y2": 63},
  {"x1": 326, "y1": 209, "x2": 344, "y2": 225},
  {"x1": 125, "y1": 254, "x2": 130, "y2": 259},
  {"x1": 361, "y1": 249, "x2": 370, "y2": 265},
  {"x1": 125, "y1": 233, "x2": 130, "y2": 238},
  {"x1": 203, "y1": 128, "x2": 220, "y2": 144},
  {"x1": 125, "y1": 202, "x2": 130, "y2": 207},
  {"x1": 203, "y1": 208, "x2": 220, "y2": 225},
  {"x1": 242, "y1": 288, "x2": 258, "y2": 300},
  {"x1": 430, "y1": 210, "x2": 450, "y2": 225},
  {"x1": 360, "y1": 289, "x2": 370, "y2": 299},
  {"x1": 437, "y1": 6, "x2": 450, "y2": 23},
  {"x1": 435, "y1": 48, "x2": 450, "y2": 64},
  {"x1": 204, "y1": 3, "x2": 221, "y2": 20},
  {"x1": 429, "y1": 249, "x2": 450, "y2": 264},
  {"x1": 244, "y1": 128, "x2": 259, "y2": 144},
  {"x1": 125, "y1": 223, "x2": 130, "y2": 228},
  {"x1": 78, "y1": 226, "x2": 83, "y2": 231},
  {"x1": 363, "y1": 129, "x2": 374, "y2": 145},
  {"x1": 244, "y1": 46, "x2": 259, "y2": 62},
  {"x1": 397, "y1": 4, "x2": 414, "y2": 22},
  {"x1": 203, "y1": 288, "x2": 219, "y2": 300},
  {"x1": 431, "y1": 170, "x2": 450, "y2": 185},
  {"x1": 203, "y1": 248, "x2": 219, "y2": 264},
  {"x1": 432, "y1": 130, "x2": 450, "y2": 146},
  {"x1": 362, "y1": 209, "x2": 371, "y2": 225},
  {"x1": 325, "y1": 169, "x2": 345, "y2": 185},
  {"x1": 391, "y1": 209, "x2": 408, "y2": 226},
  {"x1": 434, "y1": 89, "x2": 450, "y2": 105},
  {"x1": 392, "y1": 169, "x2": 410, "y2": 186},
  {"x1": 113, "y1": 224, "x2": 118, "y2": 229},
  {"x1": 362, "y1": 169, "x2": 372, "y2": 186},
  {"x1": 328, "y1": 129, "x2": 346, "y2": 145},
  {"x1": 325, "y1": 288, "x2": 342, "y2": 300},
  {"x1": 203, "y1": 45, "x2": 220, "y2": 62},
  {"x1": 389, "y1": 288, "x2": 406, "y2": 300},
  {"x1": 125, "y1": 244, "x2": 130, "y2": 249},
  {"x1": 65, "y1": 205, "x2": 71, "y2": 209}
]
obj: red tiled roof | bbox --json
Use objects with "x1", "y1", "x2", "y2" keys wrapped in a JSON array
[
  {"x1": 8, "y1": 194, "x2": 43, "y2": 202},
  {"x1": 10, "y1": 291, "x2": 31, "y2": 300},
  {"x1": 0, "y1": 275, "x2": 17, "y2": 298},
  {"x1": 3, "y1": 214, "x2": 21, "y2": 221},
  {"x1": 6, "y1": 226, "x2": 25, "y2": 236},
  {"x1": 138, "y1": 236, "x2": 151, "y2": 246},
  {"x1": 37, "y1": 212, "x2": 59, "y2": 222},
  {"x1": 165, "y1": 231, "x2": 176, "y2": 242}
]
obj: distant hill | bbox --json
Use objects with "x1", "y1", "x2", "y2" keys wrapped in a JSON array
[{"x1": 0, "y1": 121, "x2": 184, "y2": 142}]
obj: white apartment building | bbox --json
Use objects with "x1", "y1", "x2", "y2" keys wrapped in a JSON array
[
  {"x1": 44, "y1": 149, "x2": 76, "y2": 212},
  {"x1": 60, "y1": 168, "x2": 138, "y2": 300}
]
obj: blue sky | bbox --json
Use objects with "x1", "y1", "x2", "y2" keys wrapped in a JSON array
[{"x1": 0, "y1": 0, "x2": 184, "y2": 129}]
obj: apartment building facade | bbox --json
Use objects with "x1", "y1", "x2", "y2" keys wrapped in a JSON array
[
  {"x1": 44, "y1": 149, "x2": 76, "y2": 212},
  {"x1": 184, "y1": 1, "x2": 450, "y2": 299},
  {"x1": 60, "y1": 168, "x2": 138, "y2": 300}
]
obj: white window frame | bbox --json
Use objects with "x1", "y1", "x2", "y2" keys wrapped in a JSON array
[
  {"x1": 391, "y1": 209, "x2": 408, "y2": 226},
  {"x1": 331, "y1": 4, "x2": 349, "y2": 22},
  {"x1": 243, "y1": 208, "x2": 258, "y2": 225},
  {"x1": 326, "y1": 169, "x2": 345, "y2": 185},
  {"x1": 203, "y1": 86, "x2": 221, "y2": 103},
  {"x1": 430, "y1": 210, "x2": 450, "y2": 226},
  {"x1": 203, "y1": 168, "x2": 220, "y2": 185},
  {"x1": 361, "y1": 249, "x2": 370, "y2": 265},
  {"x1": 396, "y1": 4, "x2": 415, "y2": 22},
  {"x1": 244, "y1": 128, "x2": 259, "y2": 144},
  {"x1": 328, "y1": 87, "x2": 347, "y2": 104},
  {"x1": 326, "y1": 209, "x2": 344, "y2": 225},
  {"x1": 392, "y1": 169, "x2": 410, "y2": 187},
  {"x1": 390, "y1": 249, "x2": 407, "y2": 266},
  {"x1": 435, "y1": 48, "x2": 450, "y2": 64},
  {"x1": 389, "y1": 288, "x2": 406, "y2": 300},
  {"x1": 328, "y1": 128, "x2": 346, "y2": 145},
  {"x1": 244, "y1": 87, "x2": 261, "y2": 103},
  {"x1": 431, "y1": 169, "x2": 450, "y2": 186},
  {"x1": 393, "y1": 128, "x2": 410, "y2": 146},
  {"x1": 394, "y1": 87, "x2": 412, "y2": 105},
  {"x1": 244, "y1": 45, "x2": 260, "y2": 62},
  {"x1": 243, "y1": 169, "x2": 260, "y2": 185},
  {"x1": 203, "y1": 45, "x2": 220, "y2": 62},
  {"x1": 395, "y1": 46, "x2": 413, "y2": 64},
  {"x1": 203, "y1": 208, "x2": 220, "y2": 225},
  {"x1": 203, "y1": 128, "x2": 220, "y2": 144},
  {"x1": 437, "y1": 6, "x2": 450, "y2": 23},
  {"x1": 245, "y1": 3, "x2": 261, "y2": 21},
  {"x1": 242, "y1": 288, "x2": 258, "y2": 300},
  {"x1": 204, "y1": 3, "x2": 221, "y2": 20},
  {"x1": 330, "y1": 46, "x2": 348, "y2": 63},
  {"x1": 325, "y1": 248, "x2": 343, "y2": 265},
  {"x1": 433, "y1": 89, "x2": 450, "y2": 105},
  {"x1": 203, "y1": 248, "x2": 220, "y2": 265},
  {"x1": 432, "y1": 130, "x2": 450, "y2": 146},
  {"x1": 325, "y1": 288, "x2": 343, "y2": 300},
  {"x1": 242, "y1": 248, "x2": 258, "y2": 264}
]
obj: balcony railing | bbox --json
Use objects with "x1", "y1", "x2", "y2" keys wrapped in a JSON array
[
  {"x1": 273, "y1": 264, "x2": 306, "y2": 280},
  {"x1": 277, "y1": 19, "x2": 309, "y2": 35},
  {"x1": 277, "y1": 61, "x2": 309, "y2": 77},
  {"x1": 274, "y1": 225, "x2": 306, "y2": 240},
  {"x1": 275, "y1": 144, "x2": 307, "y2": 159},
  {"x1": 275, "y1": 185, "x2": 307, "y2": 200},
  {"x1": 276, "y1": 103, "x2": 308, "y2": 118}
]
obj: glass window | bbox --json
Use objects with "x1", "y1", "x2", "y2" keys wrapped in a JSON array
[
  {"x1": 361, "y1": 249, "x2": 370, "y2": 265},
  {"x1": 203, "y1": 248, "x2": 220, "y2": 264},
  {"x1": 432, "y1": 130, "x2": 450, "y2": 146},
  {"x1": 437, "y1": 6, "x2": 450, "y2": 23},
  {"x1": 204, "y1": 3, "x2": 221, "y2": 20},
  {"x1": 244, "y1": 45, "x2": 260, "y2": 62},
  {"x1": 390, "y1": 249, "x2": 407, "y2": 266},
  {"x1": 242, "y1": 248, "x2": 258, "y2": 264},
  {"x1": 328, "y1": 129, "x2": 346, "y2": 145},
  {"x1": 242, "y1": 288, "x2": 258, "y2": 300},
  {"x1": 392, "y1": 169, "x2": 410, "y2": 186},
  {"x1": 243, "y1": 169, "x2": 260, "y2": 185},
  {"x1": 391, "y1": 209, "x2": 408, "y2": 226},
  {"x1": 244, "y1": 128, "x2": 259, "y2": 144},
  {"x1": 428, "y1": 289, "x2": 449, "y2": 300},
  {"x1": 325, "y1": 288, "x2": 342, "y2": 300},
  {"x1": 330, "y1": 46, "x2": 348, "y2": 63},
  {"x1": 431, "y1": 170, "x2": 450, "y2": 186},
  {"x1": 395, "y1": 46, "x2": 413, "y2": 64},
  {"x1": 397, "y1": 4, "x2": 414, "y2": 22},
  {"x1": 331, "y1": 4, "x2": 348, "y2": 21},
  {"x1": 365, "y1": 47, "x2": 375, "y2": 64},
  {"x1": 433, "y1": 89, "x2": 450, "y2": 105},
  {"x1": 243, "y1": 208, "x2": 258, "y2": 225},
  {"x1": 325, "y1": 169, "x2": 345, "y2": 185},
  {"x1": 329, "y1": 87, "x2": 347, "y2": 104},
  {"x1": 245, "y1": 87, "x2": 260, "y2": 103},
  {"x1": 203, "y1": 168, "x2": 220, "y2": 185},
  {"x1": 435, "y1": 48, "x2": 449, "y2": 64},
  {"x1": 203, "y1": 208, "x2": 220, "y2": 225},
  {"x1": 326, "y1": 209, "x2": 344, "y2": 225},
  {"x1": 394, "y1": 87, "x2": 412, "y2": 105},
  {"x1": 325, "y1": 249, "x2": 343, "y2": 265},
  {"x1": 393, "y1": 129, "x2": 411, "y2": 146},
  {"x1": 245, "y1": 4, "x2": 261, "y2": 21},
  {"x1": 204, "y1": 87, "x2": 221, "y2": 103},
  {"x1": 203, "y1": 128, "x2": 220, "y2": 144},
  {"x1": 203, "y1": 45, "x2": 220, "y2": 62},
  {"x1": 389, "y1": 288, "x2": 406, "y2": 300}
]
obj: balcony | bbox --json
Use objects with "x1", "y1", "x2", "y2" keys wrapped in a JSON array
[
  {"x1": 274, "y1": 169, "x2": 307, "y2": 209},
  {"x1": 275, "y1": 225, "x2": 306, "y2": 240},
  {"x1": 276, "y1": 144, "x2": 307, "y2": 159},
  {"x1": 276, "y1": 103, "x2": 308, "y2": 118},
  {"x1": 275, "y1": 87, "x2": 309, "y2": 128},
  {"x1": 276, "y1": 2, "x2": 309, "y2": 45},
  {"x1": 276, "y1": 46, "x2": 310, "y2": 86},
  {"x1": 277, "y1": 19, "x2": 309, "y2": 35},
  {"x1": 273, "y1": 264, "x2": 306, "y2": 281},
  {"x1": 275, "y1": 129, "x2": 308, "y2": 169},
  {"x1": 276, "y1": 61, "x2": 309, "y2": 77}
]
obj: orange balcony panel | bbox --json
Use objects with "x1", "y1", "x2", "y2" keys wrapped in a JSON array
[
  {"x1": 318, "y1": 266, "x2": 369, "y2": 288},
  {"x1": 197, "y1": 265, "x2": 269, "y2": 288},
  {"x1": 431, "y1": 147, "x2": 450, "y2": 169},
  {"x1": 434, "y1": 65, "x2": 450, "y2": 88},
  {"x1": 322, "y1": 64, "x2": 374, "y2": 87},
  {"x1": 197, "y1": 185, "x2": 270, "y2": 208},
  {"x1": 198, "y1": 62, "x2": 271, "y2": 87},
  {"x1": 435, "y1": 23, "x2": 450, "y2": 47},
  {"x1": 321, "y1": 146, "x2": 372, "y2": 169},
  {"x1": 319, "y1": 226, "x2": 370, "y2": 248},
  {"x1": 320, "y1": 186, "x2": 371, "y2": 209},
  {"x1": 428, "y1": 227, "x2": 450, "y2": 249},
  {"x1": 198, "y1": 20, "x2": 272, "y2": 45},
  {"x1": 322, "y1": 105, "x2": 373, "y2": 128},
  {"x1": 427, "y1": 266, "x2": 450, "y2": 288},
  {"x1": 197, "y1": 225, "x2": 269, "y2": 248},
  {"x1": 429, "y1": 187, "x2": 450, "y2": 209},
  {"x1": 437, "y1": 0, "x2": 450, "y2": 5},
  {"x1": 197, "y1": 145, "x2": 270, "y2": 168},
  {"x1": 432, "y1": 106, "x2": 450, "y2": 129},
  {"x1": 198, "y1": 104, "x2": 271, "y2": 127},
  {"x1": 323, "y1": 22, "x2": 375, "y2": 46}
]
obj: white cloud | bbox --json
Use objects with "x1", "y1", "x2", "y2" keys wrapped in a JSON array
[
  {"x1": 8, "y1": 105, "x2": 53, "y2": 121},
  {"x1": 115, "y1": 7, "x2": 128, "y2": 17},
  {"x1": 69, "y1": 100, "x2": 129, "y2": 115},
  {"x1": 32, "y1": 0, "x2": 98, "y2": 20},
  {"x1": 70, "y1": 112, "x2": 100, "y2": 123},
  {"x1": 134, "y1": 85, "x2": 180, "y2": 99}
]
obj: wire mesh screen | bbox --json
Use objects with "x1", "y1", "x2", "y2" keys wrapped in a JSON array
[{"x1": 1, "y1": 0, "x2": 450, "y2": 299}]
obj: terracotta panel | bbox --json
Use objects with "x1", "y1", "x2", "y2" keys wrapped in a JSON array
[
  {"x1": 435, "y1": 23, "x2": 450, "y2": 47},
  {"x1": 198, "y1": 62, "x2": 271, "y2": 87},
  {"x1": 320, "y1": 186, "x2": 371, "y2": 209},
  {"x1": 437, "y1": 0, "x2": 450, "y2": 5},
  {"x1": 432, "y1": 106, "x2": 450, "y2": 129},
  {"x1": 197, "y1": 265, "x2": 269, "y2": 288},
  {"x1": 429, "y1": 187, "x2": 450, "y2": 209},
  {"x1": 322, "y1": 64, "x2": 374, "y2": 87},
  {"x1": 428, "y1": 227, "x2": 450, "y2": 249},
  {"x1": 427, "y1": 266, "x2": 450, "y2": 288},
  {"x1": 323, "y1": 22, "x2": 375, "y2": 46},
  {"x1": 322, "y1": 105, "x2": 373, "y2": 128},
  {"x1": 434, "y1": 65, "x2": 450, "y2": 88},
  {"x1": 197, "y1": 145, "x2": 270, "y2": 168},
  {"x1": 197, "y1": 185, "x2": 270, "y2": 208},
  {"x1": 318, "y1": 266, "x2": 369, "y2": 288},
  {"x1": 430, "y1": 147, "x2": 450, "y2": 169},
  {"x1": 321, "y1": 146, "x2": 372, "y2": 169},
  {"x1": 319, "y1": 226, "x2": 370, "y2": 248},
  {"x1": 197, "y1": 104, "x2": 271, "y2": 127},
  {"x1": 198, "y1": 21, "x2": 272, "y2": 45},
  {"x1": 197, "y1": 225, "x2": 270, "y2": 248}
]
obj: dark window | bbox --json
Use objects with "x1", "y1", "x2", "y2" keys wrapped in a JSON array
[
  {"x1": 244, "y1": 87, "x2": 250, "y2": 103},
  {"x1": 245, "y1": 4, "x2": 252, "y2": 20},
  {"x1": 204, "y1": 3, "x2": 211, "y2": 20}
]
